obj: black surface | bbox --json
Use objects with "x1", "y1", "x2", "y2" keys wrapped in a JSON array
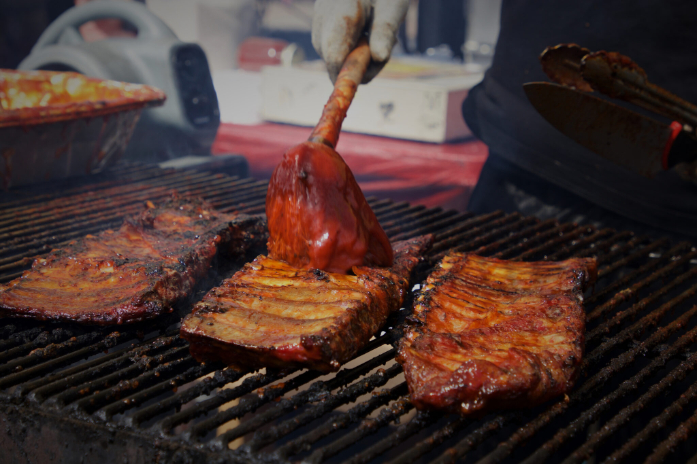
[{"x1": 2, "y1": 163, "x2": 697, "y2": 463}]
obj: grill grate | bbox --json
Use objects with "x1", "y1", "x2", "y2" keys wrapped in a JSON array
[{"x1": 1, "y1": 163, "x2": 697, "y2": 463}]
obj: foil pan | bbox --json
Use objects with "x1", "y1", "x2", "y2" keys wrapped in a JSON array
[{"x1": 0, "y1": 70, "x2": 166, "y2": 189}]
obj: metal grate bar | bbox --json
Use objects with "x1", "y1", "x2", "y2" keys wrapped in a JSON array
[
  {"x1": 383, "y1": 208, "x2": 456, "y2": 237},
  {"x1": 428, "y1": 211, "x2": 508, "y2": 257},
  {"x1": 0, "y1": 327, "x2": 77, "y2": 364},
  {"x1": 4, "y1": 163, "x2": 697, "y2": 463},
  {"x1": 0, "y1": 185, "x2": 161, "y2": 232},
  {"x1": 238, "y1": 203, "x2": 266, "y2": 216},
  {"x1": 187, "y1": 177, "x2": 262, "y2": 200},
  {"x1": 585, "y1": 267, "x2": 697, "y2": 345},
  {"x1": 241, "y1": 362, "x2": 404, "y2": 454},
  {"x1": 374, "y1": 203, "x2": 433, "y2": 233},
  {"x1": 473, "y1": 305, "x2": 697, "y2": 464},
  {"x1": 492, "y1": 223, "x2": 574, "y2": 260},
  {"x1": 591, "y1": 235, "x2": 653, "y2": 271},
  {"x1": 274, "y1": 382, "x2": 408, "y2": 461},
  {"x1": 432, "y1": 415, "x2": 513, "y2": 464},
  {"x1": 221, "y1": 197, "x2": 266, "y2": 215},
  {"x1": 95, "y1": 360, "x2": 222, "y2": 420},
  {"x1": 644, "y1": 404, "x2": 697, "y2": 464},
  {"x1": 520, "y1": 344, "x2": 697, "y2": 464},
  {"x1": 186, "y1": 370, "x2": 321, "y2": 440},
  {"x1": 212, "y1": 348, "x2": 399, "y2": 448},
  {"x1": 0, "y1": 180, "x2": 270, "y2": 279},
  {"x1": 0, "y1": 164, "x2": 165, "y2": 210},
  {"x1": 0, "y1": 219, "x2": 124, "y2": 271},
  {"x1": 19, "y1": 331, "x2": 180, "y2": 401},
  {"x1": 586, "y1": 284, "x2": 697, "y2": 367},
  {"x1": 0, "y1": 169, "x2": 221, "y2": 226},
  {"x1": 385, "y1": 417, "x2": 470, "y2": 464},
  {"x1": 374, "y1": 203, "x2": 422, "y2": 223},
  {"x1": 304, "y1": 397, "x2": 413, "y2": 464},
  {"x1": 156, "y1": 370, "x2": 284, "y2": 434},
  {"x1": 0, "y1": 187, "x2": 257, "y2": 261},
  {"x1": 0, "y1": 169, "x2": 216, "y2": 227},
  {"x1": 365, "y1": 198, "x2": 394, "y2": 211},
  {"x1": 573, "y1": 231, "x2": 636, "y2": 260},
  {"x1": 431, "y1": 211, "x2": 505, "y2": 247},
  {"x1": 0, "y1": 211, "x2": 127, "y2": 255},
  {"x1": 0, "y1": 326, "x2": 44, "y2": 352},
  {"x1": 70, "y1": 351, "x2": 198, "y2": 414},
  {"x1": 0, "y1": 175, "x2": 258, "y2": 244},
  {"x1": 43, "y1": 342, "x2": 188, "y2": 408},
  {"x1": 208, "y1": 184, "x2": 270, "y2": 210},
  {"x1": 452, "y1": 216, "x2": 538, "y2": 255},
  {"x1": 560, "y1": 353, "x2": 697, "y2": 464},
  {"x1": 587, "y1": 248, "x2": 697, "y2": 321},
  {"x1": 2, "y1": 163, "x2": 168, "y2": 199},
  {"x1": 391, "y1": 212, "x2": 473, "y2": 242},
  {"x1": 545, "y1": 228, "x2": 620, "y2": 261},
  {"x1": 606, "y1": 377, "x2": 697, "y2": 463},
  {"x1": 0, "y1": 331, "x2": 128, "y2": 389},
  {"x1": 393, "y1": 211, "x2": 474, "y2": 240},
  {"x1": 431, "y1": 212, "x2": 523, "y2": 257},
  {"x1": 513, "y1": 225, "x2": 594, "y2": 261},
  {"x1": 591, "y1": 238, "x2": 675, "y2": 295},
  {"x1": 185, "y1": 346, "x2": 388, "y2": 440},
  {"x1": 345, "y1": 410, "x2": 438, "y2": 464},
  {"x1": 473, "y1": 219, "x2": 559, "y2": 257},
  {"x1": 126, "y1": 367, "x2": 245, "y2": 427}
]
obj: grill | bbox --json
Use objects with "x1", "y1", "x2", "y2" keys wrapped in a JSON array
[{"x1": 2, "y1": 162, "x2": 697, "y2": 464}]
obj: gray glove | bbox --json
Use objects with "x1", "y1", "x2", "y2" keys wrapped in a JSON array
[{"x1": 312, "y1": 0, "x2": 409, "y2": 83}]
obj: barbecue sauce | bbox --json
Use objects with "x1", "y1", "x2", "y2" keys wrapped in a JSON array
[{"x1": 266, "y1": 140, "x2": 393, "y2": 274}]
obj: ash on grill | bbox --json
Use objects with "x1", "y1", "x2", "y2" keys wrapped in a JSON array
[{"x1": 1, "y1": 162, "x2": 697, "y2": 464}]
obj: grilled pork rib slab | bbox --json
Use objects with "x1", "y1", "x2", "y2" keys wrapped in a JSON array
[
  {"x1": 181, "y1": 235, "x2": 432, "y2": 373},
  {"x1": 397, "y1": 253, "x2": 597, "y2": 415},
  {"x1": 0, "y1": 197, "x2": 266, "y2": 325}
]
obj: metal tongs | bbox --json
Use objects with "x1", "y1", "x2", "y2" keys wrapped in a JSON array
[{"x1": 540, "y1": 44, "x2": 697, "y2": 135}]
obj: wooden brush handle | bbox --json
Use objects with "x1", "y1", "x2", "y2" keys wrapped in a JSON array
[{"x1": 309, "y1": 39, "x2": 371, "y2": 148}]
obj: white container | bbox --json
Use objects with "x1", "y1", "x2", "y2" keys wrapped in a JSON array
[{"x1": 260, "y1": 59, "x2": 484, "y2": 143}]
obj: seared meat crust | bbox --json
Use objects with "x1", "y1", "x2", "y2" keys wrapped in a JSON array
[
  {"x1": 180, "y1": 235, "x2": 432, "y2": 373},
  {"x1": 397, "y1": 253, "x2": 597, "y2": 415},
  {"x1": 0, "y1": 197, "x2": 266, "y2": 325}
]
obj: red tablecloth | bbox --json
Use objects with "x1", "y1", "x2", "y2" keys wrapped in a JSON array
[{"x1": 212, "y1": 123, "x2": 488, "y2": 212}]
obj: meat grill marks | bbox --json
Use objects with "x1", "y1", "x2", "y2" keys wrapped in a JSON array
[
  {"x1": 397, "y1": 253, "x2": 597, "y2": 415},
  {"x1": 181, "y1": 234, "x2": 432, "y2": 373},
  {"x1": 0, "y1": 196, "x2": 266, "y2": 325},
  {"x1": 5, "y1": 163, "x2": 697, "y2": 464}
]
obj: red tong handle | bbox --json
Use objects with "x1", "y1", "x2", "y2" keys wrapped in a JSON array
[{"x1": 662, "y1": 121, "x2": 684, "y2": 170}]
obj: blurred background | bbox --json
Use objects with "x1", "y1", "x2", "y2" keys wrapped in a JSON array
[
  {"x1": 0, "y1": 0, "x2": 502, "y2": 71},
  {"x1": 0, "y1": 0, "x2": 501, "y2": 210}
]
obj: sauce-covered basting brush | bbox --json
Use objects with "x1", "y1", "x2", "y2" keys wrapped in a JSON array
[{"x1": 265, "y1": 40, "x2": 393, "y2": 274}]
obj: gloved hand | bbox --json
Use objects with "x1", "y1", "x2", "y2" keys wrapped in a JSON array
[{"x1": 312, "y1": 0, "x2": 409, "y2": 84}]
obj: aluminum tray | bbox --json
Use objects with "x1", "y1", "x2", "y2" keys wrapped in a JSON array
[{"x1": 0, "y1": 70, "x2": 165, "y2": 189}]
